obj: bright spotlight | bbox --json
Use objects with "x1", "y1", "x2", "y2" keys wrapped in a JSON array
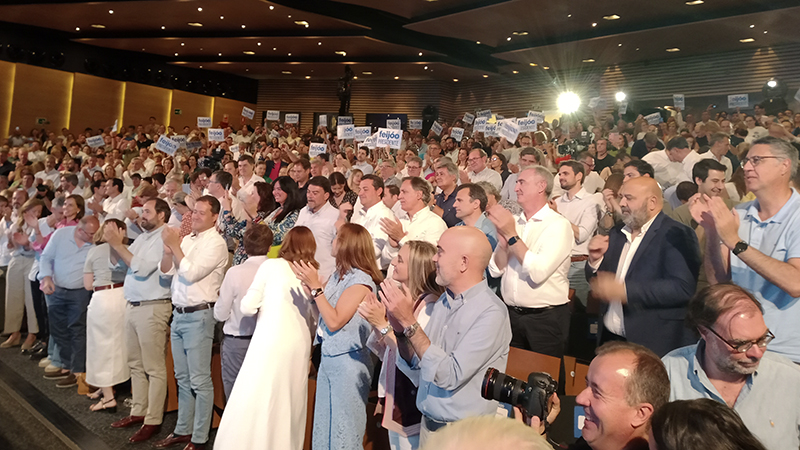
[
  {"x1": 557, "y1": 92, "x2": 581, "y2": 114},
  {"x1": 767, "y1": 79, "x2": 777, "y2": 88},
  {"x1": 615, "y1": 91, "x2": 627, "y2": 102}
]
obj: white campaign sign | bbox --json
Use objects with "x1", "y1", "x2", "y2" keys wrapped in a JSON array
[
  {"x1": 474, "y1": 117, "x2": 487, "y2": 132},
  {"x1": 87, "y1": 135, "x2": 104, "y2": 148},
  {"x1": 186, "y1": 140, "x2": 202, "y2": 150},
  {"x1": 476, "y1": 109, "x2": 492, "y2": 118},
  {"x1": 319, "y1": 115, "x2": 327, "y2": 127},
  {"x1": 462, "y1": 113, "x2": 475, "y2": 124},
  {"x1": 354, "y1": 126, "x2": 371, "y2": 141},
  {"x1": 618, "y1": 101, "x2": 628, "y2": 115},
  {"x1": 499, "y1": 119, "x2": 520, "y2": 142},
  {"x1": 208, "y1": 128, "x2": 225, "y2": 142},
  {"x1": 111, "y1": 119, "x2": 118, "y2": 133},
  {"x1": 484, "y1": 123, "x2": 498, "y2": 137},
  {"x1": 450, "y1": 127, "x2": 465, "y2": 142},
  {"x1": 408, "y1": 119, "x2": 422, "y2": 129},
  {"x1": 197, "y1": 116, "x2": 212, "y2": 128},
  {"x1": 284, "y1": 113, "x2": 299, "y2": 124},
  {"x1": 337, "y1": 124, "x2": 355, "y2": 140},
  {"x1": 644, "y1": 112, "x2": 662, "y2": 125},
  {"x1": 386, "y1": 119, "x2": 401, "y2": 130},
  {"x1": 309, "y1": 143, "x2": 327, "y2": 157},
  {"x1": 337, "y1": 116, "x2": 353, "y2": 125},
  {"x1": 376, "y1": 128, "x2": 402, "y2": 149},
  {"x1": 795, "y1": 88, "x2": 800, "y2": 103},
  {"x1": 266, "y1": 110, "x2": 280, "y2": 121},
  {"x1": 431, "y1": 121, "x2": 443, "y2": 136},
  {"x1": 364, "y1": 134, "x2": 377, "y2": 149},
  {"x1": 155, "y1": 136, "x2": 179, "y2": 155},
  {"x1": 673, "y1": 94, "x2": 685, "y2": 109},
  {"x1": 517, "y1": 117, "x2": 537, "y2": 132},
  {"x1": 728, "y1": 94, "x2": 749, "y2": 109},
  {"x1": 242, "y1": 106, "x2": 255, "y2": 120},
  {"x1": 173, "y1": 135, "x2": 187, "y2": 148},
  {"x1": 230, "y1": 144, "x2": 240, "y2": 160}
]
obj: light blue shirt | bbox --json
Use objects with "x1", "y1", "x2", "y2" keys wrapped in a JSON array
[
  {"x1": 456, "y1": 214, "x2": 498, "y2": 251},
  {"x1": 38, "y1": 226, "x2": 94, "y2": 289},
  {"x1": 663, "y1": 341, "x2": 800, "y2": 450},
  {"x1": 732, "y1": 189, "x2": 800, "y2": 362},
  {"x1": 415, "y1": 279, "x2": 511, "y2": 422},
  {"x1": 116, "y1": 225, "x2": 172, "y2": 302}
]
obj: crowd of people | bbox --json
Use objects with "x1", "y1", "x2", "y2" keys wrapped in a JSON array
[{"x1": 1, "y1": 101, "x2": 799, "y2": 450}]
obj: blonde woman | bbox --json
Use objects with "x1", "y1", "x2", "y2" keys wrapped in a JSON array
[{"x1": 358, "y1": 240, "x2": 444, "y2": 450}]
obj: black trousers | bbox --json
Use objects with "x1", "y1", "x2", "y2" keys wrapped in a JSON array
[
  {"x1": 507, "y1": 303, "x2": 571, "y2": 359},
  {"x1": 30, "y1": 279, "x2": 48, "y2": 341}
]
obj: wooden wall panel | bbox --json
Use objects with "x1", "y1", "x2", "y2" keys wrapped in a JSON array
[
  {"x1": 213, "y1": 97, "x2": 257, "y2": 129},
  {"x1": 0, "y1": 61, "x2": 15, "y2": 139},
  {"x1": 70, "y1": 73, "x2": 124, "y2": 134},
  {"x1": 122, "y1": 82, "x2": 171, "y2": 130},
  {"x1": 170, "y1": 90, "x2": 213, "y2": 131},
  {"x1": 9, "y1": 63, "x2": 73, "y2": 134}
]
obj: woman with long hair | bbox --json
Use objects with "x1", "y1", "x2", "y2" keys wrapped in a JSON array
[
  {"x1": 359, "y1": 240, "x2": 444, "y2": 450},
  {"x1": 456, "y1": 147, "x2": 469, "y2": 172},
  {"x1": 489, "y1": 152, "x2": 511, "y2": 185},
  {"x1": 220, "y1": 181, "x2": 275, "y2": 265},
  {"x1": 328, "y1": 172, "x2": 357, "y2": 210},
  {"x1": 83, "y1": 219, "x2": 130, "y2": 412},
  {"x1": 215, "y1": 226, "x2": 319, "y2": 450},
  {"x1": 264, "y1": 176, "x2": 302, "y2": 248},
  {"x1": 292, "y1": 223, "x2": 383, "y2": 450},
  {"x1": 348, "y1": 168, "x2": 364, "y2": 192}
]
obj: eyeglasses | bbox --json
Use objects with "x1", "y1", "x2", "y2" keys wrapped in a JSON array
[
  {"x1": 706, "y1": 326, "x2": 775, "y2": 353},
  {"x1": 740, "y1": 156, "x2": 782, "y2": 168}
]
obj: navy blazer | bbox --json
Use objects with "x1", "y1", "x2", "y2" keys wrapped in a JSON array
[{"x1": 587, "y1": 212, "x2": 701, "y2": 356}]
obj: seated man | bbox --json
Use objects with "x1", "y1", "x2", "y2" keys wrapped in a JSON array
[{"x1": 662, "y1": 284, "x2": 800, "y2": 450}]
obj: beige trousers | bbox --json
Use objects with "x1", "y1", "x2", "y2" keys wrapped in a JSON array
[
  {"x1": 3, "y1": 255, "x2": 36, "y2": 335},
  {"x1": 125, "y1": 301, "x2": 172, "y2": 425}
]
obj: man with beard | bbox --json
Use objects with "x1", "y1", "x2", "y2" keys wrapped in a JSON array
[
  {"x1": 663, "y1": 284, "x2": 800, "y2": 449},
  {"x1": 586, "y1": 177, "x2": 700, "y2": 356}
]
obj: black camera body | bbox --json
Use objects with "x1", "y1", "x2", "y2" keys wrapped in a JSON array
[{"x1": 481, "y1": 368, "x2": 557, "y2": 421}]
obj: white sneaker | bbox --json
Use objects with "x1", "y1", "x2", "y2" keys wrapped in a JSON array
[
  {"x1": 44, "y1": 363, "x2": 60, "y2": 372},
  {"x1": 38, "y1": 358, "x2": 52, "y2": 368}
]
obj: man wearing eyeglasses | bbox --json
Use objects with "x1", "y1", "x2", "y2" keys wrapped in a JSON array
[
  {"x1": 662, "y1": 283, "x2": 800, "y2": 450},
  {"x1": 691, "y1": 136, "x2": 800, "y2": 365}
]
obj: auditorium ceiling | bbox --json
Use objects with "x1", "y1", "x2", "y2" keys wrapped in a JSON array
[{"x1": 0, "y1": 0, "x2": 798, "y2": 81}]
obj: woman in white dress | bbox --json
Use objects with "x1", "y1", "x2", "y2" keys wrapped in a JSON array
[
  {"x1": 214, "y1": 226, "x2": 318, "y2": 450},
  {"x1": 83, "y1": 218, "x2": 130, "y2": 412}
]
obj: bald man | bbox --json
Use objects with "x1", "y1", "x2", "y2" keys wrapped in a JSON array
[
  {"x1": 382, "y1": 227, "x2": 512, "y2": 444},
  {"x1": 586, "y1": 177, "x2": 701, "y2": 356}
]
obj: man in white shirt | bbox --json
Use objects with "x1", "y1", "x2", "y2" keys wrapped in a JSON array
[
  {"x1": 87, "y1": 178, "x2": 130, "y2": 221},
  {"x1": 501, "y1": 147, "x2": 543, "y2": 201},
  {"x1": 487, "y1": 166, "x2": 573, "y2": 358},
  {"x1": 295, "y1": 176, "x2": 340, "y2": 282},
  {"x1": 342, "y1": 175, "x2": 396, "y2": 270},
  {"x1": 139, "y1": 148, "x2": 156, "y2": 176},
  {"x1": 352, "y1": 146, "x2": 374, "y2": 175},
  {"x1": 744, "y1": 115, "x2": 768, "y2": 143},
  {"x1": 555, "y1": 161, "x2": 600, "y2": 308},
  {"x1": 230, "y1": 155, "x2": 259, "y2": 222},
  {"x1": 576, "y1": 151, "x2": 605, "y2": 194},
  {"x1": 467, "y1": 148, "x2": 502, "y2": 191},
  {"x1": 156, "y1": 196, "x2": 228, "y2": 449},
  {"x1": 643, "y1": 136, "x2": 701, "y2": 188},
  {"x1": 34, "y1": 155, "x2": 61, "y2": 188},
  {"x1": 700, "y1": 132, "x2": 734, "y2": 180},
  {"x1": 234, "y1": 126, "x2": 253, "y2": 146},
  {"x1": 380, "y1": 177, "x2": 447, "y2": 265},
  {"x1": 28, "y1": 142, "x2": 46, "y2": 163}
]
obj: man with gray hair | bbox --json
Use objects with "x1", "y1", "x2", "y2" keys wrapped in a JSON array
[
  {"x1": 467, "y1": 148, "x2": 502, "y2": 191},
  {"x1": 693, "y1": 135, "x2": 800, "y2": 364},
  {"x1": 380, "y1": 176, "x2": 447, "y2": 264},
  {"x1": 487, "y1": 166, "x2": 574, "y2": 358},
  {"x1": 379, "y1": 159, "x2": 402, "y2": 187},
  {"x1": 433, "y1": 158, "x2": 460, "y2": 227}
]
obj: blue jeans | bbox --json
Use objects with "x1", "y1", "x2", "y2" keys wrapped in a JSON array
[
  {"x1": 171, "y1": 308, "x2": 215, "y2": 444},
  {"x1": 47, "y1": 287, "x2": 91, "y2": 373},
  {"x1": 44, "y1": 294, "x2": 63, "y2": 369}
]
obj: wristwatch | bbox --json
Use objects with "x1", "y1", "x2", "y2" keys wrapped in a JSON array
[
  {"x1": 732, "y1": 241, "x2": 749, "y2": 256},
  {"x1": 403, "y1": 322, "x2": 420, "y2": 338},
  {"x1": 507, "y1": 235, "x2": 521, "y2": 246},
  {"x1": 310, "y1": 287, "x2": 324, "y2": 299},
  {"x1": 379, "y1": 324, "x2": 392, "y2": 337}
]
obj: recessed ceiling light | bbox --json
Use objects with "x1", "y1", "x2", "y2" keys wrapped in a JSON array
[
  {"x1": 362, "y1": 71, "x2": 372, "y2": 75},
  {"x1": 91, "y1": 24, "x2": 105, "y2": 28},
  {"x1": 241, "y1": 24, "x2": 246, "y2": 28},
  {"x1": 270, "y1": 5, "x2": 274, "y2": 9},
  {"x1": 199, "y1": 65, "x2": 203, "y2": 68},
  {"x1": 174, "y1": 53, "x2": 178, "y2": 56},
  {"x1": 294, "y1": 20, "x2": 309, "y2": 26},
  {"x1": 288, "y1": 52, "x2": 291, "y2": 56},
  {"x1": 75, "y1": 27, "x2": 80, "y2": 31},
  {"x1": 218, "y1": 52, "x2": 222, "y2": 56},
  {"x1": 453, "y1": 78, "x2": 459, "y2": 82},
  {"x1": 108, "y1": 9, "x2": 113, "y2": 14},
  {"x1": 583, "y1": 58, "x2": 596, "y2": 63},
  {"x1": 512, "y1": 70, "x2": 519, "y2": 74},
  {"x1": 543, "y1": 66, "x2": 550, "y2": 70},
  {"x1": 603, "y1": 14, "x2": 620, "y2": 20},
  {"x1": 685, "y1": 0, "x2": 704, "y2": 4},
  {"x1": 749, "y1": 24, "x2": 755, "y2": 28},
  {"x1": 282, "y1": 71, "x2": 291, "y2": 74},
  {"x1": 246, "y1": 68, "x2": 249, "y2": 72},
  {"x1": 418, "y1": 52, "x2": 423, "y2": 56},
  {"x1": 567, "y1": 14, "x2": 572, "y2": 18},
  {"x1": 161, "y1": 25, "x2": 166, "y2": 29},
  {"x1": 529, "y1": 63, "x2": 538, "y2": 66},
  {"x1": 636, "y1": 47, "x2": 640, "y2": 50},
  {"x1": 258, "y1": 42, "x2": 261, "y2": 46},
  {"x1": 188, "y1": 23, "x2": 203, "y2": 27},
  {"x1": 335, "y1": 51, "x2": 346, "y2": 56},
  {"x1": 424, "y1": 66, "x2": 428, "y2": 69},
  {"x1": 394, "y1": 76, "x2": 399, "y2": 80},
  {"x1": 483, "y1": 74, "x2": 489, "y2": 78},
  {"x1": 220, "y1": 15, "x2": 224, "y2": 19},
  {"x1": 476, "y1": 41, "x2": 481, "y2": 44},
  {"x1": 618, "y1": 43, "x2": 623, "y2": 47},
  {"x1": 287, "y1": 15, "x2": 291, "y2": 18},
  {"x1": 740, "y1": 38, "x2": 755, "y2": 43},
  {"x1": 666, "y1": 47, "x2": 680, "y2": 52},
  {"x1": 305, "y1": 76, "x2": 311, "y2": 79},
  {"x1": 198, "y1": 7, "x2": 203, "y2": 12},
  {"x1": 180, "y1": 42, "x2": 185, "y2": 46},
  {"x1": 142, "y1": 48, "x2": 145, "y2": 51},
  {"x1": 200, "y1": 48, "x2": 203, "y2": 50},
  {"x1": 512, "y1": 31, "x2": 528, "y2": 36},
  {"x1": 592, "y1": 22, "x2": 597, "y2": 27},
  {"x1": 764, "y1": 30, "x2": 768, "y2": 34},
  {"x1": 353, "y1": 76, "x2": 357, "y2": 79},
  {"x1": 243, "y1": 51, "x2": 255, "y2": 55},
  {"x1": 506, "y1": 37, "x2": 512, "y2": 41},
  {"x1": 318, "y1": 42, "x2": 322, "y2": 45}
]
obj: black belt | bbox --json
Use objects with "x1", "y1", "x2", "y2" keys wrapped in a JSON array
[
  {"x1": 129, "y1": 299, "x2": 171, "y2": 307},
  {"x1": 224, "y1": 334, "x2": 253, "y2": 340},
  {"x1": 422, "y1": 416, "x2": 449, "y2": 433},
  {"x1": 508, "y1": 303, "x2": 568, "y2": 315},
  {"x1": 174, "y1": 303, "x2": 214, "y2": 314}
]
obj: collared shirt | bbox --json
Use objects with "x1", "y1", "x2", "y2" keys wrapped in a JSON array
[
  {"x1": 488, "y1": 204, "x2": 572, "y2": 308},
  {"x1": 161, "y1": 227, "x2": 228, "y2": 308},
  {"x1": 38, "y1": 226, "x2": 93, "y2": 289},
  {"x1": 34, "y1": 169, "x2": 61, "y2": 188},
  {"x1": 642, "y1": 150, "x2": 683, "y2": 188},
  {"x1": 456, "y1": 214, "x2": 498, "y2": 251},
  {"x1": 296, "y1": 202, "x2": 340, "y2": 281},
  {"x1": 414, "y1": 280, "x2": 511, "y2": 422},
  {"x1": 382, "y1": 206, "x2": 448, "y2": 265},
  {"x1": 663, "y1": 341, "x2": 800, "y2": 450},
  {"x1": 434, "y1": 188, "x2": 459, "y2": 228},
  {"x1": 468, "y1": 167, "x2": 502, "y2": 191},
  {"x1": 214, "y1": 255, "x2": 265, "y2": 336},
  {"x1": 232, "y1": 174, "x2": 260, "y2": 222},
  {"x1": 501, "y1": 173, "x2": 519, "y2": 201},
  {"x1": 699, "y1": 151, "x2": 734, "y2": 181},
  {"x1": 351, "y1": 201, "x2": 396, "y2": 269},
  {"x1": 732, "y1": 189, "x2": 800, "y2": 362},
  {"x1": 680, "y1": 150, "x2": 703, "y2": 184},
  {"x1": 583, "y1": 171, "x2": 605, "y2": 194},
  {"x1": 119, "y1": 225, "x2": 172, "y2": 302},
  {"x1": 353, "y1": 161, "x2": 374, "y2": 175},
  {"x1": 556, "y1": 187, "x2": 600, "y2": 255},
  {"x1": 591, "y1": 214, "x2": 658, "y2": 336},
  {"x1": 102, "y1": 193, "x2": 131, "y2": 222}
]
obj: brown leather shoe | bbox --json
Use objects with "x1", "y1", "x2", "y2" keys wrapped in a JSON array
[
  {"x1": 183, "y1": 443, "x2": 206, "y2": 450},
  {"x1": 110, "y1": 415, "x2": 144, "y2": 428},
  {"x1": 128, "y1": 424, "x2": 161, "y2": 443},
  {"x1": 153, "y1": 433, "x2": 192, "y2": 448}
]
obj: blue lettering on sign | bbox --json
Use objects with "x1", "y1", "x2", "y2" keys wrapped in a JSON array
[{"x1": 379, "y1": 130, "x2": 401, "y2": 140}]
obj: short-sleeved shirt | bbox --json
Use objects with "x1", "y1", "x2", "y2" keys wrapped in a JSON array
[
  {"x1": 84, "y1": 243, "x2": 127, "y2": 287},
  {"x1": 318, "y1": 268, "x2": 377, "y2": 357},
  {"x1": 434, "y1": 188, "x2": 459, "y2": 228}
]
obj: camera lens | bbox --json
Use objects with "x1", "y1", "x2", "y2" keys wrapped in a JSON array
[{"x1": 481, "y1": 368, "x2": 527, "y2": 407}]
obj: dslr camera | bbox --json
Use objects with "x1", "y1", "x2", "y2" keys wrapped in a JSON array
[{"x1": 481, "y1": 368, "x2": 557, "y2": 422}]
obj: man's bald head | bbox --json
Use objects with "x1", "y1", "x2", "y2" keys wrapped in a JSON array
[
  {"x1": 433, "y1": 226, "x2": 493, "y2": 293},
  {"x1": 619, "y1": 177, "x2": 662, "y2": 229}
]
